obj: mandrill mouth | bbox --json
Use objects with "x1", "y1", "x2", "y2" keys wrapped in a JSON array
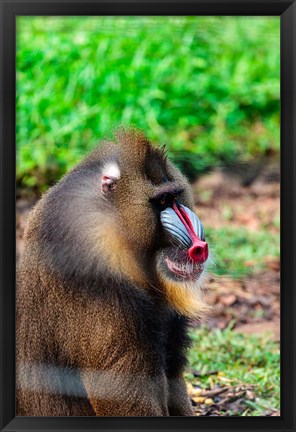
[
  {"x1": 163, "y1": 249, "x2": 204, "y2": 282},
  {"x1": 160, "y1": 202, "x2": 208, "y2": 281}
]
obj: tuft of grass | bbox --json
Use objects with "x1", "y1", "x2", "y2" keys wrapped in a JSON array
[
  {"x1": 186, "y1": 324, "x2": 280, "y2": 416},
  {"x1": 207, "y1": 226, "x2": 280, "y2": 277}
]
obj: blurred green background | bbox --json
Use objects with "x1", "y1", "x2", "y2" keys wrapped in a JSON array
[
  {"x1": 16, "y1": 16, "x2": 280, "y2": 416},
  {"x1": 16, "y1": 16, "x2": 280, "y2": 188}
]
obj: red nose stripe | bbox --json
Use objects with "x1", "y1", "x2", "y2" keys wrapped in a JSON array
[
  {"x1": 172, "y1": 202, "x2": 209, "y2": 264},
  {"x1": 172, "y1": 201, "x2": 198, "y2": 240}
]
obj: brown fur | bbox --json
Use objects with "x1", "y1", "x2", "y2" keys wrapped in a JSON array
[{"x1": 16, "y1": 128, "x2": 208, "y2": 416}]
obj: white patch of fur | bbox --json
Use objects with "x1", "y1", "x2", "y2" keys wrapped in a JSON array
[{"x1": 102, "y1": 162, "x2": 121, "y2": 180}]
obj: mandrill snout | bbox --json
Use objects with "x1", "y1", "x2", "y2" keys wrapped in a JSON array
[
  {"x1": 160, "y1": 203, "x2": 209, "y2": 264},
  {"x1": 188, "y1": 239, "x2": 208, "y2": 264}
]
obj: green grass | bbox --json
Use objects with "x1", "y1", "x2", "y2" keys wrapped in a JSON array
[
  {"x1": 16, "y1": 16, "x2": 280, "y2": 187},
  {"x1": 186, "y1": 324, "x2": 280, "y2": 416},
  {"x1": 207, "y1": 226, "x2": 280, "y2": 277}
]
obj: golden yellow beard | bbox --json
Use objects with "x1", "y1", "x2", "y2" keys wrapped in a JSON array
[{"x1": 157, "y1": 271, "x2": 210, "y2": 318}]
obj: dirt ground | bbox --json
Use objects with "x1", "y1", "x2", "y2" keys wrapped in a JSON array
[
  {"x1": 16, "y1": 163, "x2": 280, "y2": 341},
  {"x1": 191, "y1": 165, "x2": 280, "y2": 341}
]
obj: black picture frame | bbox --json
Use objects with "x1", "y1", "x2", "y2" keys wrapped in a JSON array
[{"x1": 0, "y1": 1, "x2": 295, "y2": 431}]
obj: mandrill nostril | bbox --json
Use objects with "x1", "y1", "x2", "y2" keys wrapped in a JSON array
[
  {"x1": 194, "y1": 247, "x2": 202, "y2": 256},
  {"x1": 189, "y1": 241, "x2": 208, "y2": 264}
]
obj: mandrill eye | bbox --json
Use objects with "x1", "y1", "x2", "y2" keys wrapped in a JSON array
[
  {"x1": 158, "y1": 193, "x2": 177, "y2": 210},
  {"x1": 151, "y1": 187, "x2": 183, "y2": 211}
]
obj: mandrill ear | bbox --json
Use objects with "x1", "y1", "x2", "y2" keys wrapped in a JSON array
[{"x1": 101, "y1": 161, "x2": 121, "y2": 195}]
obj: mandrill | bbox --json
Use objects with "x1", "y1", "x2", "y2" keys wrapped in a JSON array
[{"x1": 16, "y1": 128, "x2": 209, "y2": 416}]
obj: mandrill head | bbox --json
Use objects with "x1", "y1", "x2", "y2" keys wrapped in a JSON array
[{"x1": 28, "y1": 127, "x2": 210, "y2": 318}]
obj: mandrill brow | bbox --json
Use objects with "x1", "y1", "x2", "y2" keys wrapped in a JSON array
[
  {"x1": 151, "y1": 183, "x2": 185, "y2": 200},
  {"x1": 16, "y1": 128, "x2": 209, "y2": 417}
]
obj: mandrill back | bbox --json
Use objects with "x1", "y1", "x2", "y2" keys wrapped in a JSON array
[{"x1": 16, "y1": 128, "x2": 209, "y2": 416}]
